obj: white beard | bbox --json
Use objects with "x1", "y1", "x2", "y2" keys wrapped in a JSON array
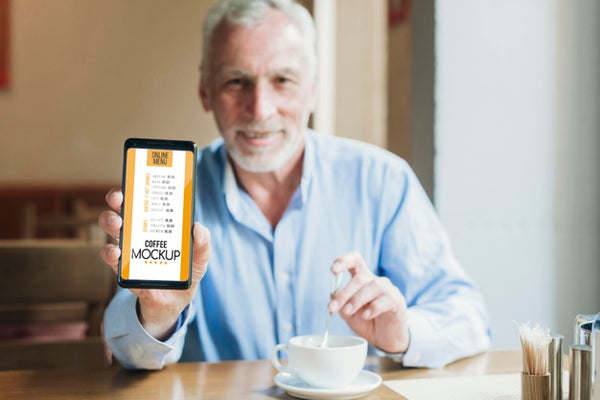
[{"x1": 226, "y1": 129, "x2": 305, "y2": 173}]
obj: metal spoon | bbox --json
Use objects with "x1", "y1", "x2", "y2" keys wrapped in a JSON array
[{"x1": 320, "y1": 272, "x2": 344, "y2": 348}]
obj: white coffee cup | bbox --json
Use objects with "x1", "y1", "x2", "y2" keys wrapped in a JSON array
[{"x1": 271, "y1": 334, "x2": 367, "y2": 388}]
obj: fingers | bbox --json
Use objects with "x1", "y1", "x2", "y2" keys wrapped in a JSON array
[
  {"x1": 344, "y1": 278, "x2": 402, "y2": 320},
  {"x1": 98, "y1": 188, "x2": 123, "y2": 241},
  {"x1": 105, "y1": 188, "x2": 123, "y2": 212},
  {"x1": 100, "y1": 244, "x2": 121, "y2": 275},
  {"x1": 191, "y1": 222, "x2": 211, "y2": 284},
  {"x1": 328, "y1": 252, "x2": 404, "y2": 319},
  {"x1": 329, "y1": 252, "x2": 373, "y2": 313},
  {"x1": 328, "y1": 270, "x2": 372, "y2": 312},
  {"x1": 331, "y1": 251, "x2": 368, "y2": 276},
  {"x1": 98, "y1": 210, "x2": 122, "y2": 241}
]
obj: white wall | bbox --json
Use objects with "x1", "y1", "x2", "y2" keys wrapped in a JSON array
[{"x1": 435, "y1": 0, "x2": 600, "y2": 348}]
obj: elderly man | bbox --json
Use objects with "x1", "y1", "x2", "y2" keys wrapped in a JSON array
[{"x1": 99, "y1": 0, "x2": 490, "y2": 370}]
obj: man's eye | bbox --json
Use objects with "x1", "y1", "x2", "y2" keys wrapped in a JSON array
[
  {"x1": 227, "y1": 78, "x2": 243, "y2": 86},
  {"x1": 276, "y1": 77, "x2": 290, "y2": 84}
]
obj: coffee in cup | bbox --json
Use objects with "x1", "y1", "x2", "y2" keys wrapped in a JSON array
[{"x1": 271, "y1": 334, "x2": 367, "y2": 388}]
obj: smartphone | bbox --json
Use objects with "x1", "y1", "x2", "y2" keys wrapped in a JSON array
[{"x1": 118, "y1": 138, "x2": 197, "y2": 289}]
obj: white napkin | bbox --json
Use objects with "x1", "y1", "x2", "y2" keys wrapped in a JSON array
[{"x1": 384, "y1": 374, "x2": 520, "y2": 400}]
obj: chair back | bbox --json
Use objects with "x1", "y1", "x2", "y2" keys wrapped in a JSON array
[{"x1": 0, "y1": 240, "x2": 116, "y2": 370}]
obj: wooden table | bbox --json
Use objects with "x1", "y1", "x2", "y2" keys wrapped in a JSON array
[{"x1": 0, "y1": 350, "x2": 520, "y2": 399}]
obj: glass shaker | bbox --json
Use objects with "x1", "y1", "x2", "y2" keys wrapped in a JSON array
[{"x1": 593, "y1": 313, "x2": 600, "y2": 400}]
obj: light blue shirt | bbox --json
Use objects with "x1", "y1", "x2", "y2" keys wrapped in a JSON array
[{"x1": 104, "y1": 131, "x2": 491, "y2": 369}]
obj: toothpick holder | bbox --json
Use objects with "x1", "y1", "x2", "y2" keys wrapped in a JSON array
[{"x1": 521, "y1": 372, "x2": 550, "y2": 400}]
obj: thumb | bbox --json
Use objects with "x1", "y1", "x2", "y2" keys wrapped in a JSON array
[{"x1": 191, "y1": 222, "x2": 211, "y2": 283}]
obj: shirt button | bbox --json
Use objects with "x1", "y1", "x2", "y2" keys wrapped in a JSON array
[
  {"x1": 283, "y1": 322, "x2": 293, "y2": 333},
  {"x1": 281, "y1": 272, "x2": 290, "y2": 284}
]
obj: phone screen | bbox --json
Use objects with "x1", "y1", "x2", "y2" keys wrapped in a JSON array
[{"x1": 118, "y1": 138, "x2": 196, "y2": 289}]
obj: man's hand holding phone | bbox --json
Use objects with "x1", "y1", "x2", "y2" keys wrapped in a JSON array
[{"x1": 99, "y1": 188, "x2": 211, "y2": 341}]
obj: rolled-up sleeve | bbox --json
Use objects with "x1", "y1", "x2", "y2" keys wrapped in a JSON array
[{"x1": 380, "y1": 162, "x2": 491, "y2": 368}]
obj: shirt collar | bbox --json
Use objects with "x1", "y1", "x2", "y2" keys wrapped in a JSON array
[
  {"x1": 299, "y1": 129, "x2": 315, "y2": 203},
  {"x1": 222, "y1": 149, "x2": 240, "y2": 214}
]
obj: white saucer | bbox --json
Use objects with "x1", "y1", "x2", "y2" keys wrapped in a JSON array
[{"x1": 273, "y1": 370, "x2": 382, "y2": 400}]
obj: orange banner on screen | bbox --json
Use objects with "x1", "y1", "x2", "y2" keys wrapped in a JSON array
[
  {"x1": 147, "y1": 150, "x2": 173, "y2": 167},
  {"x1": 121, "y1": 148, "x2": 137, "y2": 279},
  {"x1": 178, "y1": 151, "x2": 194, "y2": 281}
]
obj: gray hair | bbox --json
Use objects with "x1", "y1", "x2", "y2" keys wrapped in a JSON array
[{"x1": 201, "y1": 0, "x2": 316, "y2": 78}]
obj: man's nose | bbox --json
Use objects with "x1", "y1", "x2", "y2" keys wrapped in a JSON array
[{"x1": 247, "y1": 82, "x2": 276, "y2": 121}]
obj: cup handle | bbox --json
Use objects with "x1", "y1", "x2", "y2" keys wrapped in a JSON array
[{"x1": 271, "y1": 343, "x2": 291, "y2": 373}]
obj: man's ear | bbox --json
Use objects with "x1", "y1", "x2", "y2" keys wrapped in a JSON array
[{"x1": 199, "y1": 76, "x2": 212, "y2": 112}]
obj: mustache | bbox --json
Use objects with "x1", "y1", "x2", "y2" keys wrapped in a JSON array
[{"x1": 233, "y1": 123, "x2": 281, "y2": 133}]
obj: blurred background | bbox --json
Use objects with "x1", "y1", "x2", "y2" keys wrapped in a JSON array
[{"x1": 0, "y1": 0, "x2": 598, "y2": 350}]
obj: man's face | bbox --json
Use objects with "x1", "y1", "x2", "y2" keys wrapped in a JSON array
[{"x1": 200, "y1": 9, "x2": 316, "y2": 173}]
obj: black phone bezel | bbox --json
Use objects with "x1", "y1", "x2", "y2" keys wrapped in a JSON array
[{"x1": 117, "y1": 138, "x2": 197, "y2": 290}]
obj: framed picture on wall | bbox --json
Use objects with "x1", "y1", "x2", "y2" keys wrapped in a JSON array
[{"x1": 0, "y1": 0, "x2": 9, "y2": 89}]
